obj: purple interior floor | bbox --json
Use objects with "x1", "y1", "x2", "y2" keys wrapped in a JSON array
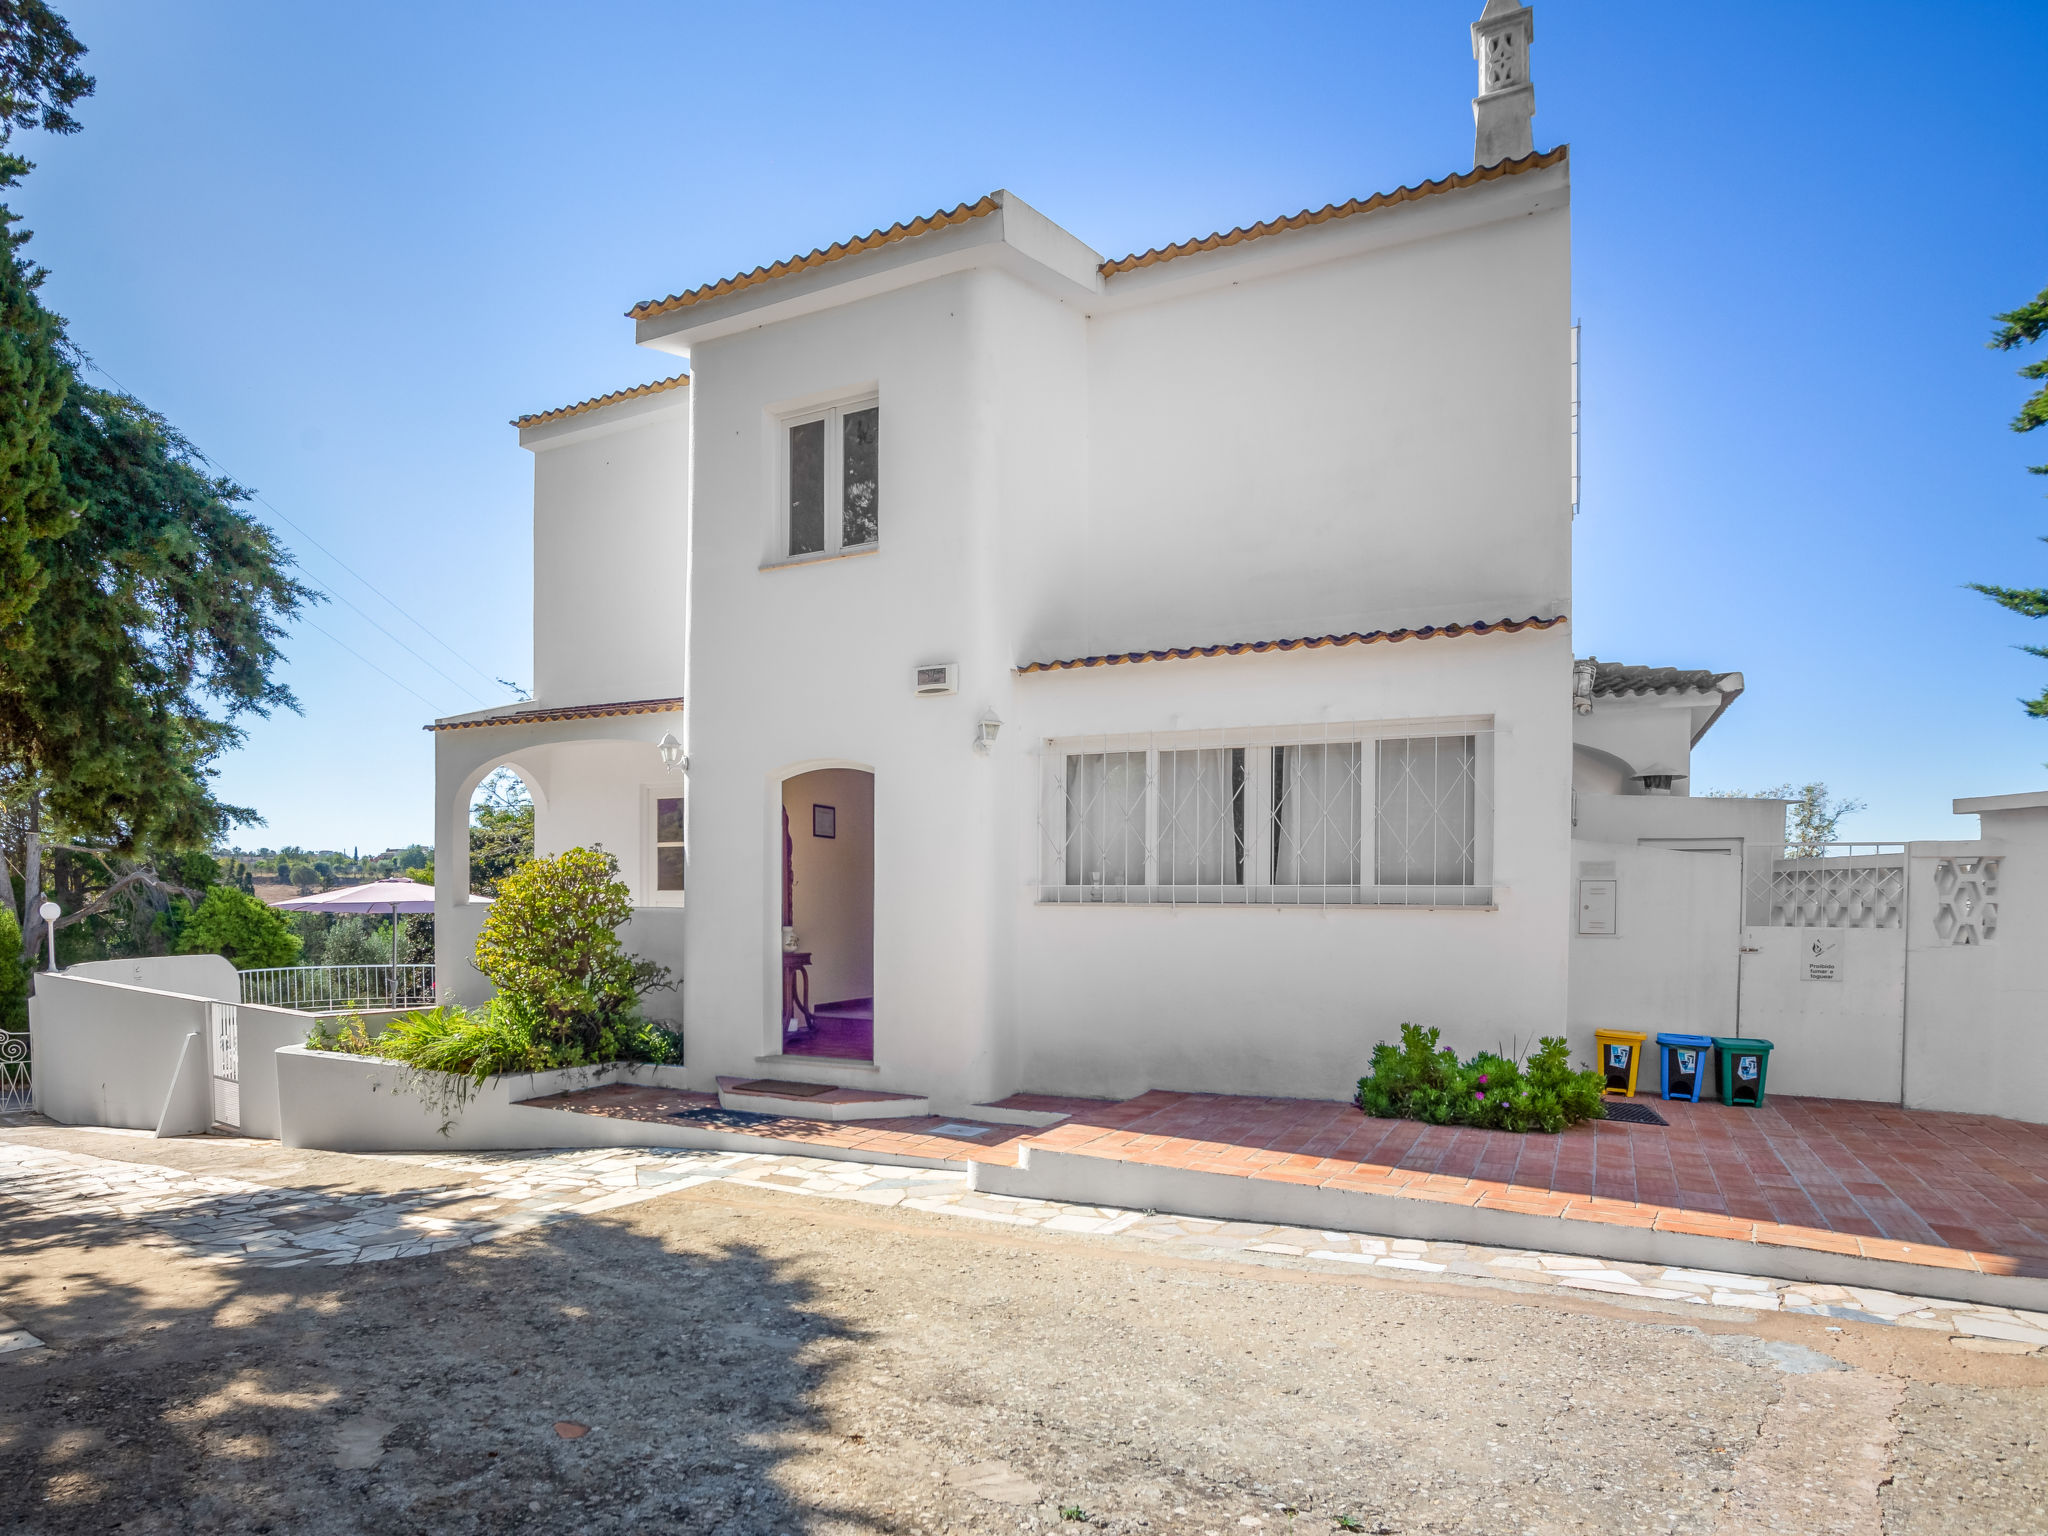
[{"x1": 784, "y1": 1000, "x2": 873, "y2": 1061}]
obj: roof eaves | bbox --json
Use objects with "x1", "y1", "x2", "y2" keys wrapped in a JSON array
[
  {"x1": 628, "y1": 195, "x2": 1003, "y2": 322},
  {"x1": 1016, "y1": 614, "x2": 1565, "y2": 674},
  {"x1": 1098, "y1": 144, "x2": 1568, "y2": 281},
  {"x1": 512, "y1": 374, "x2": 690, "y2": 430},
  {"x1": 426, "y1": 696, "x2": 685, "y2": 733}
]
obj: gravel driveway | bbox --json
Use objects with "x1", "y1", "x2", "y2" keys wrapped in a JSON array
[{"x1": 1, "y1": 1126, "x2": 2042, "y2": 1535}]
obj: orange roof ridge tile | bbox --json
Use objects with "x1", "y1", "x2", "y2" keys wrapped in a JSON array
[
  {"x1": 1015, "y1": 613, "x2": 1566, "y2": 674},
  {"x1": 629, "y1": 195, "x2": 1003, "y2": 321},
  {"x1": 512, "y1": 373, "x2": 690, "y2": 429},
  {"x1": 427, "y1": 695, "x2": 684, "y2": 733},
  {"x1": 1099, "y1": 144, "x2": 1569, "y2": 279}
]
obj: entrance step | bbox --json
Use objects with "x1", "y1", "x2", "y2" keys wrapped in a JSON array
[{"x1": 715, "y1": 1076, "x2": 933, "y2": 1122}]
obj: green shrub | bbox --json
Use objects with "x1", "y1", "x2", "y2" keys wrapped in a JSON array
[
  {"x1": 474, "y1": 846, "x2": 670, "y2": 1060},
  {"x1": 0, "y1": 906, "x2": 26, "y2": 1034},
  {"x1": 306, "y1": 998, "x2": 679, "y2": 1086},
  {"x1": 305, "y1": 844, "x2": 679, "y2": 1098},
  {"x1": 1356, "y1": 1024, "x2": 1606, "y2": 1134},
  {"x1": 176, "y1": 886, "x2": 302, "y2": 969}
]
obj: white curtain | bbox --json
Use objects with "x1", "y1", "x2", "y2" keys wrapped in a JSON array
[
  {"x1": 1156, "y1": 748, "x2": 1244, "y2": 886},
  {"x1": 1271, "y1": 743, "x2": 1362, "y2": 885},
  {"x1": 1375, "y1": 735, "x2": 1477, "y2": 886},
  {"x1": 1064, "y1": 752, "x2": 1147, "y2": 888}
]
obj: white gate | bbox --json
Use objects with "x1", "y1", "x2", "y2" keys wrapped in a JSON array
[
  {"x1": 1735, "y1": 845, "x2": 1907, "y2": 1102},
  {"x1": 207, "y1": 1002, "x2": 241, "y2": 1130}
]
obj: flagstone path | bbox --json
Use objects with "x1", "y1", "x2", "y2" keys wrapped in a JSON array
[{"x1": 5, "y1": 1134, "x2": 2046, "y2": 1365}]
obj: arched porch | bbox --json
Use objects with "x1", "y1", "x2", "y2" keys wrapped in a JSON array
[{"x1": 430, "y1": 698, "x2": 687, "y2": 1024}]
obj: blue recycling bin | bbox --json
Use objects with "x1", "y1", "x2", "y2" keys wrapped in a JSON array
[{"x1": 1656, "y1": 1032, "x2": 1717, "y2": 1103}]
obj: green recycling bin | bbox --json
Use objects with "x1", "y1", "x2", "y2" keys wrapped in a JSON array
[{"x1": 1710, "y1": 1036, "x2": 1774, "y2": 1108}]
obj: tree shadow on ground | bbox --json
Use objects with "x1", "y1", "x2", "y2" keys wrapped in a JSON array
[{"x1": 0, "y1": 1148, "x2": 894, "y2": 1535}]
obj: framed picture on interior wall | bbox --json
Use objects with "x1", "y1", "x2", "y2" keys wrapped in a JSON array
[{"x1": 812, "y1": 804, "x2": 836, "y2": 839}]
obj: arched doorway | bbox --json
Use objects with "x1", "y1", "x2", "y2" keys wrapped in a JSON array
[{"x1": 779, "y1": 768, "x2": 874, "y2": 1061}]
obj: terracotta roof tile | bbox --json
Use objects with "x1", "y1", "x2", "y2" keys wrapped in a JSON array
[
  {"x1": 628, "y1": 195, "x2": 1003, "y2": 321},
  {"x1": 427, "y1": 696, "x2": 684, "y2": 732},
  {"x1": 512, "y1": 373, "x2": 690, "y2": 430},
  {"x1": 1098, "y1": 145, "x2": 1568, "y2": 279},
  {"x1": 1016, "y1": 614, "x2": 1565, "y2": 674},
  {"x1": 1591, "y1": 662, "x2": 1739, "y2": 698}
]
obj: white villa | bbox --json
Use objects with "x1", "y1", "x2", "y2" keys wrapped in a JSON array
[{"x1": 428, "y1": 5, "x2": 1787, "y2": 1112}]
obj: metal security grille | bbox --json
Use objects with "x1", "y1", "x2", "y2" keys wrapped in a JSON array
[{"x1": 1041, "y1": 724, "x2": 1494, "y2": 907}]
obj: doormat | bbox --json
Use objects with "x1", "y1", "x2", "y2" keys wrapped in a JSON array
[
  {"x1": 732, "y1": 1078, "x2": 837, "y2": 1098},
  {"x1": 1602, "y1": 1101, "x2": 1669, "y2": 1126},
  {"x1": 668, "y1": 1106, "x2": 783, "y2": 1129}
]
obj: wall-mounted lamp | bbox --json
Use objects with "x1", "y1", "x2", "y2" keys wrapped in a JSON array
[
  {"x1": 975, "y1": 713, "x2": 1003, "y2": 755},
  {"x1": 657, "y1": 732, "x2": 686, "y2": 774}
]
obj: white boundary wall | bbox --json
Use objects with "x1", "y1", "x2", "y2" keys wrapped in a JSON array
[{"x1": 29, "y1": 971, "x2": 403, "y2": 1139}]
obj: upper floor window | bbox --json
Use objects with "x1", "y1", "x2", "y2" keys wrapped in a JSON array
[{"x1": 784, "y1": 399, "x2": 879, "y2": 560}]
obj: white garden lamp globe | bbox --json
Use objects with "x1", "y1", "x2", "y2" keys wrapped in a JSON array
[{"x1": 38, "y1": 900, "x2": 59, "y2": 973}]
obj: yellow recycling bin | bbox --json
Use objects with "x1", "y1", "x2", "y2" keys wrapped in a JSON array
[{"x1": 1594, "y1": 1029, "x2": 1648, "y2": 1098}]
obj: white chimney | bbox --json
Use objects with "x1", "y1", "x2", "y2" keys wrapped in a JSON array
[{"x1": 1471, "y1": 0, "x2": 1535, "y2": 168}]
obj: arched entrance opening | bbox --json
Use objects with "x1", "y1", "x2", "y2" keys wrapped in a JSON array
[{"x1": 779, "y1": 767, "x2": 874, "y2": 1061}]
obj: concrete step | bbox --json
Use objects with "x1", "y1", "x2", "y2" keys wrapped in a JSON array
[{"x1": 715, "y1": 1075, "x2": 932, "y2": 1122}]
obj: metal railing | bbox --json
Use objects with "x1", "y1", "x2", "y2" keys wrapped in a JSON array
[
  {"x1": 237, "y1": 964, "x2": 436, "y2": 1012},
  {"x1": 0, "y1": 1031, "x2": 27, "y2": 1113}
]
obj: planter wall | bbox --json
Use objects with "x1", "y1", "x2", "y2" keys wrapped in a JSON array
[{"x1": 275, "y1": 1045, "x2": 692, "y2": 1152}]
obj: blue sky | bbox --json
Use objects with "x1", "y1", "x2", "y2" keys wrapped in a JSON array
[{"x1": 16, "y1": 1, "x2": 2047, "y2": 849}]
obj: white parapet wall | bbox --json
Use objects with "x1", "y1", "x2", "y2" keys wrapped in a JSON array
[
  {"x1": 275, "y1": 1047, "x2": 695, "y2": 1152},
  {"x1": 30, "y1": 971, "x2": 406, "y2": 1139},
  {"x1": 61, "y1": 954, "x2": 241, "y2": 1002}
]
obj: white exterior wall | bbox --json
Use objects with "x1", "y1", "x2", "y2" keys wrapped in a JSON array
[
  {"x1": 527, "y1": 392, "x2": 690, "y2": 707},
  {"x1": 1573, "y1": 792, "x2": 1787, "y2": 851},
  {"x1": 1071, "y1": 182, "x2": 1570, "y2": 655},
  {"x1": 1567, "y1": 840, "x2": 1739, "y2": 1058},
  {"x1": 1903, "y1": 804, "x2": 2048, "y2": 1123},
  {"x1": 682, "y1": 270, "x2": 1015, "y2": 1103},
  {"x1": 474, "y1": 165, "x2": 1575, "y2": 1109},
  {"x1": 1010, "y1": 632, "x2": 1572, "y2": 1100}
]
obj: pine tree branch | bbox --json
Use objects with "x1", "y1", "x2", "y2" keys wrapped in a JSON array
[{"x1": 52, "y1": 868, "x2": 205, "y2": 929}]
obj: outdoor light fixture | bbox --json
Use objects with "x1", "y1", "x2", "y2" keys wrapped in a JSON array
[
  {"x1": 657, "y1": 732, "x2": 686, "y2": 774},
  {"x1": 975, "y1": 713, "x2": 1003, "y2": 755},
  {"x1": 38, "y1": 900, "x2": 59, "y2": 973}
]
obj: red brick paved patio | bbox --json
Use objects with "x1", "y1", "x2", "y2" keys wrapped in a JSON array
[{"x1": 533, "y1": 1084, "x2": 2048, "y2": 1281}]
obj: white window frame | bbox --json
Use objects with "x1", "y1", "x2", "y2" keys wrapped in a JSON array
[
  {"x1": 642, "y1": 785, "x2": 686, "y2": 908},
  {"x1": 770, "y1": 393, "x2": 879, "y2": 567},
  {"x1": 1038, "y1": 718, "x2": 1496, "y2": 908}
]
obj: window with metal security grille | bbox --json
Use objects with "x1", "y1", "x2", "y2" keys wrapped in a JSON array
[
  {"x1": 1042, "y1": 724, "x2": 1493, "y2": 906},
  {"x1": 781, "y1": 398, "x2": 878, "y2": 561}
]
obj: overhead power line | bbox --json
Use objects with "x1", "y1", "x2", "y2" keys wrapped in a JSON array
[{"x1": 74, "y1": 355, "x2": 515, "y2": 708}]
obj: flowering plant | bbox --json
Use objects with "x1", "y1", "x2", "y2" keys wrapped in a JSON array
[{"x1": 1355, "y1": 1024, "x2": 1606, "y2": 1134}]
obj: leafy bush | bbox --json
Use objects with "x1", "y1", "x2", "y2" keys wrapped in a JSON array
[
  {"x1": 306, "y1": 998, "x2": 680, "y2": 1085},
  {"x1": 0, "y1": 906, "x2": 26, "y2": 1034},
  {"x1": 305, "y1": 845, "x2": 679, "y2": 1093},
  {"x1": 1356, "y1": 1024, "x2": 1606, "y2": 1134},
  {"x1": 176, "y1": 886, "x2": 302, "y2": 969},
  {"x1": 474, "y1": 846, "x2": 669, "y2": 1061}
]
